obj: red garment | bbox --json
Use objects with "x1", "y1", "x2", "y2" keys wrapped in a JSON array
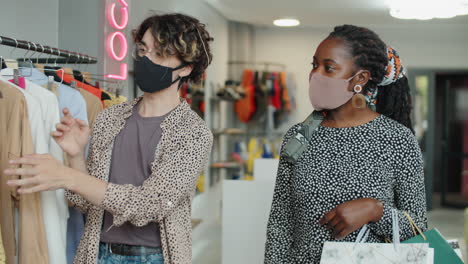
[
  {"x1": 8, "y1": 77, "x2": 26, "y2": 89},
  {"x1": 271, "y1": 73, "x2": 281, "y2": 110},
  {"x1": 61, "y1": 71, "x2": 104, "y2": 107}
]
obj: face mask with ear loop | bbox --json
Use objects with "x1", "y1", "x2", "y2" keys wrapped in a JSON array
[
  {"x1": 308, "y1": 71, "x2": 363, "y2": 111},
  {"x1": 134, "y1": 54, "x2": 187, "y2": 94},
  {"x1": 134, "y1": 27, "x2": 212, "y2": 94}
]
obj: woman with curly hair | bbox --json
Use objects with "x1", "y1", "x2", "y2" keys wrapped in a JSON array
[
  {"x1": 264, "y1": 25, "x2": 427, "y2": 263},
  {"x1": 5, "y1": 13, "x2": 214, "y2": 264}
]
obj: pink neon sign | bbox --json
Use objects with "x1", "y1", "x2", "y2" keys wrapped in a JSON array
[
  {"x1": 106, "y1": 32, "x2": 128, "y2": 61},
  {"x1": 105, "y1": 0, "x2": 128, "y2": 80},
  {"x1": 107, "y1": 3, "x2": 128, "y2": 30},
  {"x1": 106, "y1": 63, "x2": 128, "y2": 80}
]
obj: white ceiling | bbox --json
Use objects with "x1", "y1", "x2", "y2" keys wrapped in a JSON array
[{"x1": 205, "y1": 0, "x2": 468, "y2": 27}]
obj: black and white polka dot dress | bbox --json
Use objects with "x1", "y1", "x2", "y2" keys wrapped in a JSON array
[{"x1": 264, "y1": 115, "x2": 427, "y2": 264}]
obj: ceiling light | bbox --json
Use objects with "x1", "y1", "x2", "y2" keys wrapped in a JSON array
[
  {"x1": 273, "y1": 18, "x2": 300, "y2": 27},
  {"x1": 387, "y1": 0, "x2": 468, "y2": 20}
]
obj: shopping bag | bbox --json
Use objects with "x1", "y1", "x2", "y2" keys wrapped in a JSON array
[
  {"x1": 402, "y1": 212, "x2": 464, "y2": 264},
  {"x1": 446, "y1": 239, "x2": 464, "y2": 262},
  {"x1": 321, "y1": 236, "x2": 430, "y2": 264},
  {"x1": 320, "y1": 209, "x2": 431, "y2": 264}
]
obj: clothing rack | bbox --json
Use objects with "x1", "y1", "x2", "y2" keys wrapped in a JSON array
[
  {"x1": 228, "y1": 60, "x2": 286, "y2": 70},
  {"x1": 0, "y1": 35, "x2": 97, "y2": 64}
]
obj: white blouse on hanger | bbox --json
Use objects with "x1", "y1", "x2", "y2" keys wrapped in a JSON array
[{"x1": 0, "y1": 69, "x2": 67, "y2": 264}]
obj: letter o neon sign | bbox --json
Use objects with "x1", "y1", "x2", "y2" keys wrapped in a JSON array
[{"x1": 105, "y1": 0, "x2": 129, "y2": 80}]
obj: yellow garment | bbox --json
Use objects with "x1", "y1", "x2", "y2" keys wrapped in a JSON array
[
  {"x1": 196, "y1": 174, "x2": 205, "y2": 193},
  {"x1": 465, "y1": 208, "x2": 468, "y2": 247},
  {"x1": 245, "y1": 138, "x2": 263, "y2": 180},
  {"x1": 103, "y1": 93, "x2": 128, "y2": 108},
  {"x1": 0, "y1": 228, "x2": 4, "y2": 264}
]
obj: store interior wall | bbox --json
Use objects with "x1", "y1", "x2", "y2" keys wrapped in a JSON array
[
  {"x1": 252, "y1": 24, "x2": 468, "y2": 125},
  {"x1": 58, "y1": 0, "x2": 105, "y2": 77},
  {"x1": 0, "y1": 0, "x2": 59, "y2": 60}
]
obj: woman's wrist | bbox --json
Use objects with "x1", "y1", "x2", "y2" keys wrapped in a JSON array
[
  {"x1": 372, "y1": 199, "x2": 384, "y2": 222},
  {"x1": 62, "y1": 166, "x2": 79, "y2": 191},
  {"x1": 67, "y1": 151, "x2": 85, "y2": 162}
]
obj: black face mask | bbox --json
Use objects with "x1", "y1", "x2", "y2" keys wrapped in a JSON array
[{"x1": 134, "y1": 56, "x2": 186, "y2": 93}]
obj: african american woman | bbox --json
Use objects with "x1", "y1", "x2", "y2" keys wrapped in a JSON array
[{"x1": 264, "y1": 25, "x2": 427, "y2": 263}]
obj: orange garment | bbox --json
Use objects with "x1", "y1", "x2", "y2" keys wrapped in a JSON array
[
  {"x1": 280, "y1": 72, "x2": 291, "y2": 112},
  {"x1": 61, "y1": 71, "x2": 104, "y2": 106},
  {"x1": 235, "y1": 69, "x2": 256, "y2": 123}
]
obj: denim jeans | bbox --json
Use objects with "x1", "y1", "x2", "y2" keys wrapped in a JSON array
[{"x1": 98, "y1": 243, "x2": 164, "y2": 264}]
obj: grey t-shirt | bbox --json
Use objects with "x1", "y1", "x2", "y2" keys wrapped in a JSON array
[{"x1": 100, "y1": 103, "x2": 171, "y2": 247}]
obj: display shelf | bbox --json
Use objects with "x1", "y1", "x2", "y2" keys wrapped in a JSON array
[{"x1": 210, "y1": 161, "x2": 243, "y2": 169}]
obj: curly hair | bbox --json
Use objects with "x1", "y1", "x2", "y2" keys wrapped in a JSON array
[
  {"x1": 328, "y1": 25, "x2": 414, "y2": 133},
  {"x1": 133, "y1": 13, "x2": 214, "y2": 84}
]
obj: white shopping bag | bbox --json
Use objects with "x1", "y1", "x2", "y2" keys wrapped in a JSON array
[{"x1": 320, "y1": 209, "x2": 431, "y2": 264}]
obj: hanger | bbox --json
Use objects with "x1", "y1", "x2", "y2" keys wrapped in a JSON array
[
  {"x1": 63, "y1": 53, "x2": 74, "y2": 76},
  {"x1": 43, "y1": 48, "x2": 67, "y2": 85},
  {"x1": 1, "y1": 55, "x2": 6, "y2": 70},
  {"x1": 47, "y1": 75, "x2": 54, "y2": 91},
  {"x1": 17, "y1": 42, "x2": 35, "y2": 77},
  {"x1": 5, "y1": 38, "x2": 19, "y2": 69},
  {"x1": 35, "y1": 44, "x2": 46, "y2": 72}
]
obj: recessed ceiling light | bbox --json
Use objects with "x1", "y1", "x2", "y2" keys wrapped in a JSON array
[
  {"x1": 273, "y1": 18, "x2": 300, "y2": 27},
  {"x1": 386, "y1": 0, "x2": 468, "y2": 20}
]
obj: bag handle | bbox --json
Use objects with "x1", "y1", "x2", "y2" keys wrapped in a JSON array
[
  {"x1": 403, "y1": 211, "x2": 427, "y2": 240},
  {"x1": 354, "y1": 209, "x2": 401, "y2": 251}
]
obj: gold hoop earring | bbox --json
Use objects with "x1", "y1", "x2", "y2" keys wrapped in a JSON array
[{"x1": 352, "y1": 85, "x2": 366, "y2": 109}]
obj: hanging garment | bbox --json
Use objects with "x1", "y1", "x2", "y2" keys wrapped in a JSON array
[
  {"x1": 286, "y1": 72, "x2": 297, "y2": 111},
  {"x1": 8, "y1": 77, "x2": 26, "y2": 89},
  {"x1": 0, "y1": 225, "x2": 5, "y2": 264},
  {"x1": 251, "y1": 71, "x2": 268, "y2": 122},
  {"x1": 0, "y1": 78, "x2": 49, "y2": 264},
  {"x1": 103, "y1": 92, "x2": 128, "y2": 109},
  {"x1": 10, "y1": 75, "x2": 68, "y2": 264},
  {"x1": 78, "y1": 88, "x2": 103, "y2": 129},
  {"x1": 271, "y1": 72, "x2": 282, "y2": 110},
  {"x1": 61, "y1": 72, "x2": 103, "y2": 103},
  {"x1": 279, "y1": 72, "x2": 291, "y2": 112},
  {"x1": 22, "y1": 68, "x2": 88, "y2": 123},
  {"x1": 246, "y1": 138, "x2": 263, "y2": 179},
  {"x1": 21, "y1": 68, "x2": 89, "y2": 264},
  {"x1": 235, "y1": 69, "x2": 256, "y2": 123}
]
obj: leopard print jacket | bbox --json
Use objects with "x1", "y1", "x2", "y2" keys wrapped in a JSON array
[{"x1": 65, "y1": 97, "x2": 213, "y2": 264}]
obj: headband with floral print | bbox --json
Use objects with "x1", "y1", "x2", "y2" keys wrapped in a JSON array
[{"x1": 365, "y1": 46, "x2": 405, "y2": 111}]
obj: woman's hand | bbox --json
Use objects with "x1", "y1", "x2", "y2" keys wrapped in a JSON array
[
  {"x1": 4, "y1": 154, "x2": 73, "y2": 194},
  {"x1": 4, "y1": 153, "x2": 107, "y2": 205},
  {"x1": 319, "y1": 198, "x2": 384, "y2": 239},
  {"x1": 51, "y1": 108, "x2": 90, "y2": 158}
]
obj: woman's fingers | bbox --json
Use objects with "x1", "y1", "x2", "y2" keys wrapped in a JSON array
[
  {"x1": 332, "y1": 222, "x2": 347, "y2": 238},
  {"x1": 319, "y1": 209, "x2": 337, "y2": 226},
  {"x1": 51, "y1": 131, "x2": 63, "y2": 138},
  {"x1": 327, "y1": 216, "x2": 341, "y2": 230},
  {"x1": 56, "y1": 123, "x2": 71, "y2": 132},
  {"x1": 7, "y1": 176, "x2": 40, "y2": 187},
  {"x1": 18, "y1": 184, "x2": 49, "y2": 194},
  {"x1": 8, "y1": 157, "x2": 41, "y2": 166},
  {"x1": 62, "y1": 107, "x2": 71, "y2": 118},
  {"x1": 334, "y1": 226, "x2": 352, "y2": 240},
  {"x1": 75, "y1": 119, "x2": 88, "y2": 128},
  {"x1": 4, "y1": 167, "x2": 38, "y2": 176}
]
